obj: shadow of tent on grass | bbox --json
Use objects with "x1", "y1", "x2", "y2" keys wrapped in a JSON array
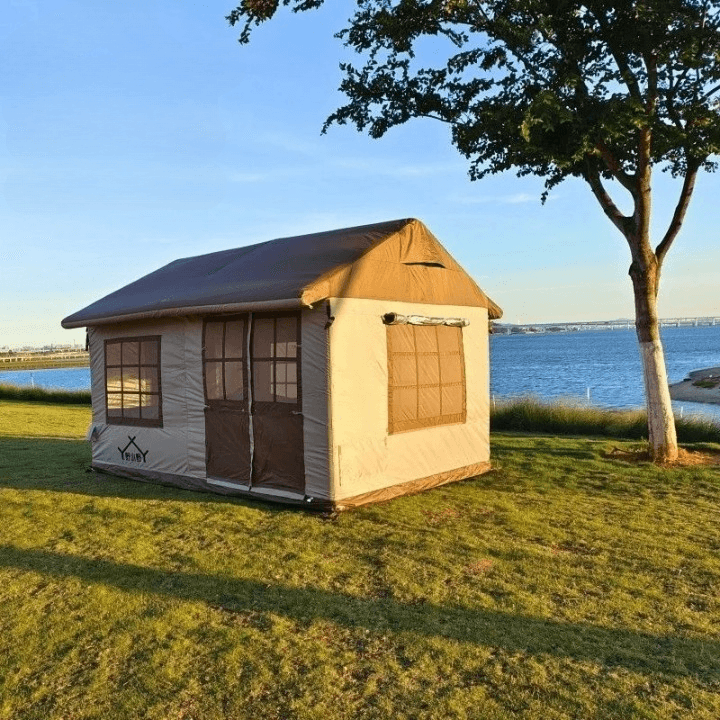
[
  {"x1": 0, "y1": 436, "x2": 507, "y2": 507},
  {"x1": 0, "y1": 543, "x2": 718, "y2": 683},
  {"x1": 0, "y1": 437, "x2": 283, "y2": 509}
]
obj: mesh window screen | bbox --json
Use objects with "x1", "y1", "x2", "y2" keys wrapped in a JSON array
[
  {"x1": 203, "y1": 318, "x2": 246, "y2": 404},
  {"x1": 387, "y1": 324, "x2": 465, "y2": 434},
  {"x1": 252, "y1": 318, "x2": 275, "y2": 358},
  {"x1": 105, "y1": 336, "x2": 162, "y2": 427},
  {"x1": 253, "y1": 361, "x2": 274, "y2": 402},
  {"x1": 250, "y1": 315, "x2": 300, "y2": 406},
  {"x1": 205, "y1": 361, "x2": 223, "y2": 400},
  {"x1": 225, "y1": 320, "x2": 245, "y2": 358},
  {"x1": 275, "y1": 316, "x2": 297, "y2": 358},
  {"x1": 204, "y1": 322, "x2": 224, "y2": 359}
]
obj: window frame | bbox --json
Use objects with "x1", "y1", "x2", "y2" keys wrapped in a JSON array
[
  {"x1": 250, "y1": 311, "x2": 302, "y2": 411},
  {"x1": 104, "y1": 335, "x2": 163, "y2": 428},
  {"x1": 386, "y1": 324, "x2": 466, "y2": 434},
  {"x1": 202, "y1": 315, "x2": 249, "y2": 411}
]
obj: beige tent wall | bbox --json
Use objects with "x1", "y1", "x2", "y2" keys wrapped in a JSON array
[
  {"x1": 327, "y1": 298, "x2": 490, "y2": 503},
  {"x1": 300, "y1": 306, "x2": 331, "y2": 500},
  {"x1": 88, "y1": 326, "x2": 106, "y2": 426},
  {"x1": 85, "y1": 298, "x2": 489, "y2": 506},
  {"x1": 88, "y1": 311, "x2": 333, "y2": 500},
  {"x1": 88, "y1": 318, "x2": 206, "y2": 482}
]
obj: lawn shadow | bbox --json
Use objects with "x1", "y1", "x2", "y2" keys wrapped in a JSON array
[
  {"x1": 1, "y1": 544, "x2": 718, "y2": 683},
  {"x1": 0, "y1": 437, "x2": 284, "y2": 510}
]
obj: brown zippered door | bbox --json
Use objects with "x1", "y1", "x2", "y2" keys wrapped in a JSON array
[
  {"x1": 203, "y1": 312, "x2": 305, "y2": 494},
  {"x1": 202, "y1": 316, "x2": 251, "y2": 483},
  {"x1": 249, "y1": 312, "x2": 305, "y2": 493}
]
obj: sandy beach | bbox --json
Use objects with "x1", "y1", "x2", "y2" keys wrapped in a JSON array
[{"x1": 669, "y1": 366, "x2": 720, "y2": 405}]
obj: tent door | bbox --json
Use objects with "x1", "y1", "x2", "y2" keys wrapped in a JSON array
[
  {"x1": 203, "y1": 317, "x2": 251, "y2": 483},
  {"x1": 249, "y1": 312, "x2": 305, "y2": 494},
  {"x1": 202, "y1": 313, "x2": 305, "y2": 494}
]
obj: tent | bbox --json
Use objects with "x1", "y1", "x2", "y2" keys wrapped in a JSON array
[{"x1": 62, "y1": 218, "x2": 502, "y2": 510}]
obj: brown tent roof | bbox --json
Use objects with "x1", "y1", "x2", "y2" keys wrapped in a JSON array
[{"x1": 62, "y1": 218, "x2": 501, "y2": 328}]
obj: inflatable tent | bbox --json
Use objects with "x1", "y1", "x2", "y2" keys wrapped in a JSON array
[{"x1": 62, "y1": 218, "x2": 502, "y2": 510}]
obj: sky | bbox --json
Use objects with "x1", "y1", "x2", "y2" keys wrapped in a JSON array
[{"x1": 1, "y1": 0, "x2": 718, "y2": 348}]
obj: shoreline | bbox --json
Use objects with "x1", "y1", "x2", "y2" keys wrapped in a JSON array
[
  {"x1": 669, "y1": 367, "x2": 720, "y2": 406},
  {"x1": 0, "y1": 360, "x2": 89, "y2": 372}
]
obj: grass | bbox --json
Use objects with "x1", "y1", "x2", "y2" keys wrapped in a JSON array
[
  {"x1": 0, "y1": 400, "x2": 91, "y2": 438},
  {"x1": 492, "y1": 395, "x2": 720, "y2": 443},
  {"x1": 1, "y1": 400, "x2": 720, "y2": 718},
  {"x1": 0, "y1": 384, "x2": 91, "y2": 405},
  {"x1": 5, "y1": 384, "x2": 720, "y2": 444},
  {"x1": 693, "y1": 379, "x2": 720, "y2": 389}
]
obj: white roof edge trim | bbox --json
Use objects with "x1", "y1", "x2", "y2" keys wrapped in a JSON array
[{"x1": 62, "y1": 298, "x2": 307, "y2": 329}]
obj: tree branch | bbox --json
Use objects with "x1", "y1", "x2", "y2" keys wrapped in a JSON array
[
  {"x1": 664, "y1": 67, "x2": 686, "y2": 132},
  {"x1": 656, "y1": 159, "x2": 701, "y2": 266},
  {"x1": 701, "y1": 82, "x2": 720, "y2": 101},
  {"x1": 583, "y1": 158, "x2": 632, "y2": 236},
  {"x1": 643, "y1": 48, "x2": 658, "y2": 115},
  {"x1": 634, "y1": 127, "x2": 653, "y2": 240},
  {"x1": 589, "y1": 9, "x2": 643, "y2": 102},
  {"x1": 595, "y1": 140, "x2": 636, "y2": 194}
]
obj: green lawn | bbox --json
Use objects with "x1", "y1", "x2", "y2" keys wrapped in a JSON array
[
  {"x1": 0, "y1": 399, "x2": 91, "y2": 438},
  {"x1": 1, "y1": 402, "x2": 719, "y2": 719}
]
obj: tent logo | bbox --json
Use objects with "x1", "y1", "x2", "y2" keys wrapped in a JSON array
[{"x1": 118, "y1": 436, "x2": 149, "y2": 464}]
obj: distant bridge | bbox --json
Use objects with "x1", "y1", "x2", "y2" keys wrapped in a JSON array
[{"x1": 495, "y1": 317, "x2": 720, "y2": 334}]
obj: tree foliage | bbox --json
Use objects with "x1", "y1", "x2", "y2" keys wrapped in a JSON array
[
  {"x1": 229, "y1": 1, "x2": 720, "y2": 200},
  {"x1": 228, "y1": 0, "x2": 720, "y2": 461}
]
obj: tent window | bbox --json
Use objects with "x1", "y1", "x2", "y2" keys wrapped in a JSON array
[
  {"x1": 203, "y1": 317, "x2": 247, "y2": 405},
  {"x1": 387, "y1": 324, "x2": 466, "y2": 434},
  {"x1": 252, "y1": 314, "x2": 300, "y2": 406},
  {"x1": 105, "y1": 336, "x2": 162, "y2": 427}
]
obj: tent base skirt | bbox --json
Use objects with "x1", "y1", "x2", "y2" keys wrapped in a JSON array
[
  {"x1": 90, "y1": 460, "x2": 492, "y2": 511},
  {"x1": 90, "y1": 462, "x2": 334, "y2": 510},
  {"x1": 332, "y1": 461, "x2": 492, "y2": 510}
]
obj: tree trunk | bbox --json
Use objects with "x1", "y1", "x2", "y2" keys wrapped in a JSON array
[{"x1": 629, "y1": 259, "x2": 678, "y2": 463}]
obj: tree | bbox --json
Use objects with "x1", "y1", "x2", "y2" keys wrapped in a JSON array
[{"x1": 228, "y1": 0, "x2": 720, "y2": 461}]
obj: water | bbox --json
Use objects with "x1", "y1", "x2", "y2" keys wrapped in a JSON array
[
  {"x1": 0, "y1": 366, "x2": 91, "y2": 392},
  {"x1": 490, "y1": 324, "x2": 720, "y2": 423},
  {"x1": 1, "y1": 326, "x2": 718, "y2": 422}
]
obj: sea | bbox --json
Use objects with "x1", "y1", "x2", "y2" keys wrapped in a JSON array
[
  {"x1": 1, "y1": 325, "x2": 719, "y2": 423},
  {"x1": 0, "y1": 366, "x2": 90, "y2": 392},
  {"x1": 489, "y1": 324, "x2": 720, "y2": 423}
]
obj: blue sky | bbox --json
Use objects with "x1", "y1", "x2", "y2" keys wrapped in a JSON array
[{"x1": 2, "y1": 0, "x2": 718, "y2": 348}]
